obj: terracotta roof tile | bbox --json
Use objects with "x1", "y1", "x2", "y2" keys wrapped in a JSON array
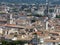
[
  {"x1": 4, "y1": 24, "x2": 25, "y2": 28},
  {"x1": 45, "y1": 39, "x2": 60, "y2": 42}
]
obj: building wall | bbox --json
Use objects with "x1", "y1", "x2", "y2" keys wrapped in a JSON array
[
  {"x1": 45, "y1": 42, "x2": 59, "y2": 45},
  {"x1": 0, "y1": 27, "x2": 3, "y2": 34},
  {"x1": 8, "y1": 28, "x2": 18, "y2": 34}
]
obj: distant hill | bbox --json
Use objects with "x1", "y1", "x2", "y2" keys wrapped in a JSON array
[{"x1": 0, "y1": 0, "x2": 60, "y2": 4}]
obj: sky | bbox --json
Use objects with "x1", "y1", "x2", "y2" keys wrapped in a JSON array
[{"x1": 0, "y1": 0, "x2": 60, "y2": 4}]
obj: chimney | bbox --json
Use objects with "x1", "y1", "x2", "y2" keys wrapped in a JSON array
[
  {"x1": 46, "y1": 21, "x2": 49, "y2": 30},
  {"x1": 44, "y1": 17, "x2": 49, "y2": 30}
]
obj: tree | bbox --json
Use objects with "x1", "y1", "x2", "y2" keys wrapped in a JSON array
[
  {"x1": 56, "y1": 15, "x2": 60, "y2": 18},
  {"x1": 1, "y1": 40, "x2": 29, "y2": 45}
]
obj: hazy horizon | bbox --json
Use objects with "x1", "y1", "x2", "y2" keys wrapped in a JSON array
[{"x1": 0, "y1": 0, "x2": 60, "y2": 4}]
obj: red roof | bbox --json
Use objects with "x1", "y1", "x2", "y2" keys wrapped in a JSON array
[{"x1": 4, "y1": 24, "x2": 25, "y2": 28}]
